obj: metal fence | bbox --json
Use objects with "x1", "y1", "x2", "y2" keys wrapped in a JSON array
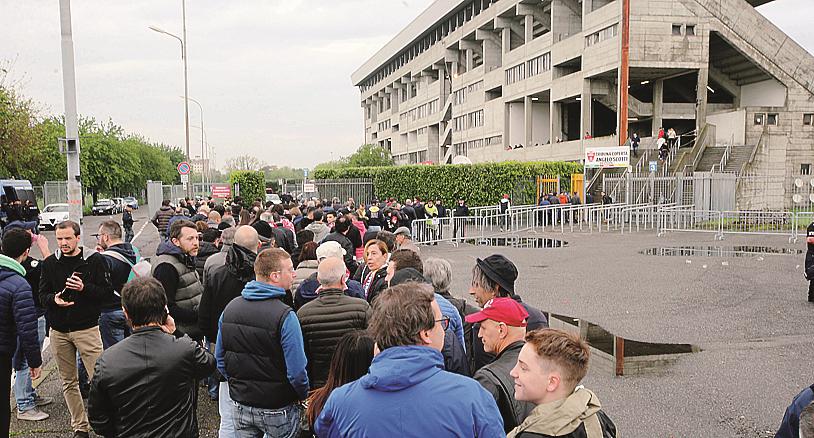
[
  {"x1": 314, "y1": 178, "x2": 374, "y2": 205},
  {"x1": 43, "y1": 180, "x2": 69, "y2": 206},
  {"x1": 657, "y1": 206, "x2": 808, "y2": 242}
]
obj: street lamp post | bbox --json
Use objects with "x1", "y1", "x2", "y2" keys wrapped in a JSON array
[
  {"x1": 184, "y1": 96, "x2": 206, "y2": 192},
  {"x1": 149, "y1": 0, "x2": 190, "y2": 196}
]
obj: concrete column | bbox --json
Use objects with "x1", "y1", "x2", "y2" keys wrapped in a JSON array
[
  {"x1": 466, "y1": 49, "x2": 474, "y2": 72},
  {"x1": 581, "y1": 79, "x2": 592, "y2": 138},
  {"x1": 502, "y1": 28, "x2": 511, "y2": 54},
  {"x1": 551, "y1": 101, "x2": 563, "y2": 143},
  {"x1": 525, "y1": 15, "x2": 534, "y2": 43},
  {"x1": 525, "y1": 96, "x2": 533, "y2": 147},
  {"x1": 696, "y1": 67, "x2": 709, "y2": 133},
  {"x1": 652, "y1": 79, "x2": 664, "y2": 135}
]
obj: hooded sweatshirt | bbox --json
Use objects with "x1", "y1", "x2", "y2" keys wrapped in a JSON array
[
  {"x1": 507, "y1": 387, "x2": 616, "y2": 438},
  {"x1": 305, "y1": 221, "x2": 330, "y2": 243},
  {"x1": 315, "y1": 345, "x2": 504, "y2": 438},
  {"x1": 215, "y1": 280, "x2": 309, "y2": 403}
]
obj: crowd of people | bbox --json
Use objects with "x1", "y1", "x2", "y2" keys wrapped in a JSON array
[{"x1": 0, "y1": 193, "x2": 812, "y2": 437}]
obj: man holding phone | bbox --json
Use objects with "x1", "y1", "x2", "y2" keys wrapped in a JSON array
[{"x1": 39, "y1": 220, "x2": 110, "y2": 438}]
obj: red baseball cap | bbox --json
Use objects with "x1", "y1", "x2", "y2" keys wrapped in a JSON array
[{"x1": 465, "y1": 297, "x2": 529, "y2": 327}]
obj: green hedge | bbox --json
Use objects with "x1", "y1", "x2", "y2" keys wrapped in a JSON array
[
  {"x1": 313, "y1": 161, "x2": 582, "y2": 207},
  {"x1": 228, "y1": 171, "x2": 265, "y2": 204}
]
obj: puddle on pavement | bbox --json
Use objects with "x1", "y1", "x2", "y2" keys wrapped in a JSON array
[
  {"x1": 641, "y1": 246, "x2": 802, "y2": 258},
  {"x1": 548, "y1": 314, "x2": 700, "y2": 375},
  {"x1": 465, "y1": 237, "x2": 567, "y2": 248}
]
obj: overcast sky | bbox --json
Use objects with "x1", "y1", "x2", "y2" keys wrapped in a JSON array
[{"x1": 1, "y1": 0, "x2": 812, "y2": 170}]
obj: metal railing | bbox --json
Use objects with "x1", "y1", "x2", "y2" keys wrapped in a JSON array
[{"x1": 658, "y1": 207, "x2": 807, "y2": 242}]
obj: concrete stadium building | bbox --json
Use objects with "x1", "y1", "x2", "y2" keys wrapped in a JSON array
[{"x1": 352, "y1": 0, "x2": 814, "y2": 205}]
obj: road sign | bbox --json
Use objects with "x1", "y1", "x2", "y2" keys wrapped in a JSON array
[
  {"x1": 649, "y1": 161, "x2": 658, "y2": 173},
  {"x1": 303, "y1": 168, "x2": 309, "y2": 178},
  {"x1": 180, "y1": 174, "x2": 189, "y2": 183},
  {"x1": 211, "y1": 184, "x2": 230, "y2": 198},
  {"x1": 304, "y1": 183, "x2": 316, "y2": 192},
  {"x1": 177, "y1": 162, "x2": 191, "y2": 175}
]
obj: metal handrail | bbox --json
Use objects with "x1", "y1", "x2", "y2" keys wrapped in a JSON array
[{"x1": 677, "y1": 124, "x2": 710, "y2": 174}]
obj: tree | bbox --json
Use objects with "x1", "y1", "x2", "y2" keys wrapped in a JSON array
[
  {"x1": 347, "y1": 144, "x2": 394, "y2": 167},
  {"x1": 225, "y1": 155, "x2": 266, "y2": 172}
]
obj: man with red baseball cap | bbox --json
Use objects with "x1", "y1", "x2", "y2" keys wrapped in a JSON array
[{"x1": 466, "y1": 297, "x2": 535, "y2": 433}]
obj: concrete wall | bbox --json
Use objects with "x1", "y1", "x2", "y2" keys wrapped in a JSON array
[
  {"x1": 508, "y1": 102, "x2": 525, "y2": 146},
  {"x1": 707, "y1": 109, "x2": 746, "y2": 145},
  {"x1": 740, "y1": 79, "x2": 787, "y2": 108},
  {"x1": 532, "y1": 103, "x2": 551, "y2": 144}
]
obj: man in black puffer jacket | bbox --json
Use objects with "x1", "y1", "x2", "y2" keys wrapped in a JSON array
[
  {"x1": 805, "y1": 221, "x2": 814, "y2": 302},
  {"x1": 0, "y1": 229, "x2": 43, "y2": 435},
  {"x1": 88, "y1": 277, "x2": 215, "y2": 438},
  {"x1": 195, "y1": 228, "x2": 221, "y2": 280},
  {"x1": 320, "y1": 216, "x2": 356, "y2": 273},
  {"x1": 297, "y1": 257, "x2": 370, "y2": 388}
]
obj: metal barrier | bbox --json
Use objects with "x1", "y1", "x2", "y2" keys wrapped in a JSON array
[{"x1": 658, "y1": 208, "x2": 801, "y2": 242}]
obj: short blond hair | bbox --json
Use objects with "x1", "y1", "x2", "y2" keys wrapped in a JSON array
[
  {"x1": 525, "y1": 329, "x2": 590, "y2": 390},
  {"x1": 254, "y1": 248, "x2": 291, "y2": 279}
]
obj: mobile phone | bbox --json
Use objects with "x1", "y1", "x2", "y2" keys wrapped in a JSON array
[
  {"x1": 71, "y1": 271, "x2": 83, "y2": 279},
  {"x1": 60, "y1": 288, "x2": 75, "y2": 303}
]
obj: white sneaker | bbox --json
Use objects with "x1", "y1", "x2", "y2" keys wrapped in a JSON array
[{"x1": 17, "y1": 408, "x2": 49, "y2": 421}]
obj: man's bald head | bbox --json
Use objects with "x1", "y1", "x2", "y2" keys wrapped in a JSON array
[
  {"x1": 234, "y1": 225, "x2": 260, "y2": 253},
  {"x1": 317, "y1": 257, "x2": 346, "y2": 288}
]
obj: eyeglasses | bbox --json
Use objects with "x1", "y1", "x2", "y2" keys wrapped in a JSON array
[{"x1": 435, "y1": 316, "x2": 450, "y2": 331}]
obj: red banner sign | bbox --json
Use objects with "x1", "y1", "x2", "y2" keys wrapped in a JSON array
[{"x1": 211, "y1": 184, "x2": 230, "y2": 198}]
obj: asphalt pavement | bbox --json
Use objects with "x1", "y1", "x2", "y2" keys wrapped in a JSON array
[{"x1": 9, "y1": 215, "x2": 813, "y2": 437}]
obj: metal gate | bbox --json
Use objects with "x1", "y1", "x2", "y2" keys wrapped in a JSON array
[
  {"x1": 692, "y1": 172, "x2": 736, "y2": 211},
  {"x1": 314, "y1": 178, "x2": 374, "y2": 204},
  {"x1": 536, "y1": 176, "x2": 561, "y2": 201},
  {"x1": 146, "y1": 181, "x2": 164, "y2": 218}
]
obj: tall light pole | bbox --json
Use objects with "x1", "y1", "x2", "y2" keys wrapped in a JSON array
[
  {"x1": 58, "y1": 0, "x2": 83, "y2": 227},
  {"x1": 183, "y1": 96, "x2": 206, "y2": 191},
  {"x1": 149, "y1": 0, "x2": 190, "y2": 196}
]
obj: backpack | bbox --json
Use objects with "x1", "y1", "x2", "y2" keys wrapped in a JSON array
[{"x1": 102, "y1": 247, "x2": 152, "y2": 287}]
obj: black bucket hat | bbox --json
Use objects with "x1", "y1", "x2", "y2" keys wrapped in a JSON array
[{"x1": 476, "y1": 254, "x2": 518, "y2": 296}]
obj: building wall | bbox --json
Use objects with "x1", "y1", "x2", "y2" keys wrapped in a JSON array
[{"x1": 354, "y1": 0, "x2": 814, "y2": 204}]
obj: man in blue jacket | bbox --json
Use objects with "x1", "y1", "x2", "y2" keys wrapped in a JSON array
[
  {"x1": 216, "y1": 247, "x2": 308, "y2": 438},
  {"x1": 0, "y1": 230, "x2": 43, "y2": 436},
  {"x1": 315, "y1": 282, "x2": 503, "y2": 438}
]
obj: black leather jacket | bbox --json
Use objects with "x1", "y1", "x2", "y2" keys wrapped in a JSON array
[
  {"x1": 474, "y1": 341, "x2": 535, "y2": 432},
  {"x1": 88, "y1": 326, "x2": 215, "y2": 438}
]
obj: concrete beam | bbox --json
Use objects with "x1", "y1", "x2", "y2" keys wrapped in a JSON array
[
  {"x1": 517, "y1": 3, "x2": 551, "y2": 29},
  {"x1": 708, "y1": 66, "x2": 741, "y2": 99},
  {"x1": 652, "y1": 79, "x2": 664, "y2": 135},
  {"x1": 459, "y1": 39, "x2": 483, "y2": 55},
  {"x1": 494, "y1": 16, "x2": 524, "y2": 39},
  {"x1": 475, "y1": 29, "x2": 502, "y2": 46}
]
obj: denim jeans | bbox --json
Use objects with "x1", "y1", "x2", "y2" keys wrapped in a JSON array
[
  {"x1": 219, "y1": 382, "x2": 237, "y2": 438},
  {"x1": 13, "y1": 316, "x2": 46, "y2": 412},
  {"x1": 232, "y1": 401, "x2": 300, "y2": 438},
  {"x1": 206, "y1": 341, "x2": 218, "y2": 400},
  {"x1": 99, "y1": 309, "x2": 130, "y2": 350}
]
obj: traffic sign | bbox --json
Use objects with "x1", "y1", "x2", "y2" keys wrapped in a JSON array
[
  {"x1": 303, "y1": 168, "x2": 309, "y2": 178},
  {"x1": 180, "y1": 174, "x2": 189, "y2": 184},
  {"x1": 304, "y1": 183, "x2": 316, "y2": 192},
  {"x1": 649, "y1": 161, "x2": 658, "y2": 173},
  {"x1": 177, "y1": 162, "x2": 191, "y2": 175}
]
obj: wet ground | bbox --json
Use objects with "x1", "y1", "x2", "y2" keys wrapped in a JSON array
[{"x1": 9, "y1": 217, "x2": 812, "y2": 437}]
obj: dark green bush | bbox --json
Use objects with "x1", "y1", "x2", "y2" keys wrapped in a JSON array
[
  {"x1": 228, "y1": 171, "x2": 265, "y2": 203},
  {"x1": 313, "y1": 161, "x2": 582, "y2": 206}
]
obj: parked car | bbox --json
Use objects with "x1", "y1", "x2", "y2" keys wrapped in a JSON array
[
  {"x1": 38, "y1": 203, "x2": 70, "y2": 230},
  {"x1": 123, "y1": 196, "x2": 139, "y2": 209},
  {"x1": 92, "y1": 199, "x2": 117, "y2": 215}
]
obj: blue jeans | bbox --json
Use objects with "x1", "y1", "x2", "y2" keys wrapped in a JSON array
[
  {"x1": 219, "y1": 382, "x2": 237, "y2": 438},
  {"x1": 99, "y1": 309, "x2": 130, "y2": 350},
  {"x1": 232, "y1": 401, "x2": 300, "y2": 438},
  {"x1": 206, "y1": 341, "x2": 218, "y2": 400},
  {"x1": 13, "y1": 316, "x2": 46, "y2": 412}
]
